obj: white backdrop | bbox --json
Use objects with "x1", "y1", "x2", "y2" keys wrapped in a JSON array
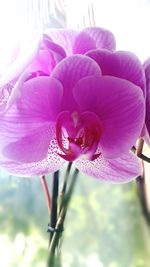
[{"x1": 0, "y1": 0, "x2": 150, "y2": 61}]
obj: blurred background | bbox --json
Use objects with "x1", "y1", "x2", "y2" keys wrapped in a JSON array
[
  {"x1": 1, "y1": 167, "x2": 150, "y2": 267},
  {"x1": 0, "y1": 0, "x2": 150, "y2": 266}
]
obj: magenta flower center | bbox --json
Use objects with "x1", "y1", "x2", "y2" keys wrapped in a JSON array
[{"x1": 56, "y1": 111, "x2": 103, "y2": 161}]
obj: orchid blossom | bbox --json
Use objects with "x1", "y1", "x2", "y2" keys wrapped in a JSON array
[
  {"x1": 0, "y1": 27, "x2": 146, "y2": 182},
  {"x1": 0, "y1": 50, "x2": 145, "y2": 182},
  {"x1": 0, "y1": 34, "x2": 66, "y2": 112},
  {"x1": 46, "y1": 27, "x2": 116, "y2": 55},
  {"x1": 0, "y1": 27, "x2": 114, "y2": 113},
  {"x1": 0, "y1": 21, "x2": 147, "y2": 267}
]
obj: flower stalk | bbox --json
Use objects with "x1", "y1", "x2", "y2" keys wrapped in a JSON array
[
  {"x1": 132, "y1": 140, "x2": 150, "y2": 163},
  {"x1": 50, "y1": 171, "x2": 59, "y2": 241},
  {"x1": 59, "y1": 162, "x2": 72, "y2": 213},
  {"x1": 40, "y1": 175, "x2": 51, "y2": 216},
  {"x1": 47, "y1": 166, "x2": 79, "y2": 267}
]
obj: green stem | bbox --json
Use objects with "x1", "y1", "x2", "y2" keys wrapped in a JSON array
[
  {"x1": 50, "y1": 171, "x2": 59, "y2": 242},
  {"x1": 47, "y1": 168, "x2": 79, "y2": 266},
  {"x1": 59, "y1": 162, "x2": 72, "y2": 214}
]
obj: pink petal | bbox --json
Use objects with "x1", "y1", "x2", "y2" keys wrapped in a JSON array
[
  {"x1": 75, "y1": 152, "x2": 142, "y2": 183},
  {"x1": 86, "y1": 49, "x2": 145, "y2": 94},
  {"x1": 73, "y1": 76, "x2": 145, "y2": 158},
  {"x1": 28, "y1": 39, "x2": 66, "y2": 75},
  {"x1": 43, "y1": 37, "x2": 66, "y2": 59},
  {"x1": 28, "y1": 49, "x2": 53, "y2": 75},
  {"x1": 0, "y1": 77, "x2": 63, "y2": 163},
  {"x1": 16, "y1": 76, "x2": 63, "y2": 122},
  {"x1": 83, "y1": 27, "x2": 116, "y2": 50},
  {"x1": 0, "y1": 137, "x2": 66, "y2": 176},
  {"x1": 2, "y1": 123, "x2": 53, "y2": 163},
  {"x1": 73, "y1": 32, "x2": 96, "y2": 54},
  {"x1": 1, "y1": 72, "x2": 30, "y2": 113},
  {"x1": 51, "y1": 55, "x2": 101, "y2": 112},
  {"x1": 45, "y1": 29, "x2": 77, "y2": 55}
]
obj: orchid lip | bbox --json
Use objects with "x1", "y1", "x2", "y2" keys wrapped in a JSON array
[{"x1": 56, "y1": 110, "x2": 103, "y2": 161}]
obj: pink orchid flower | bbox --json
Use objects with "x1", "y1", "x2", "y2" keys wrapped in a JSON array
[
  {"x1": 0, "y1": 54, "x2": 145, "y2": 182},
  {"x1": 0, "y1": 27, "x2": 115, "y2": 113},
  {"x1": 46, "y1": 27, "x2": 116, "y2": 56},
  {"x1": 0, "y1": 34, "x2": 66, "y2": 111},
  {"x1": 0, "y1": 26, "x2": 115, "y2": 92}
]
